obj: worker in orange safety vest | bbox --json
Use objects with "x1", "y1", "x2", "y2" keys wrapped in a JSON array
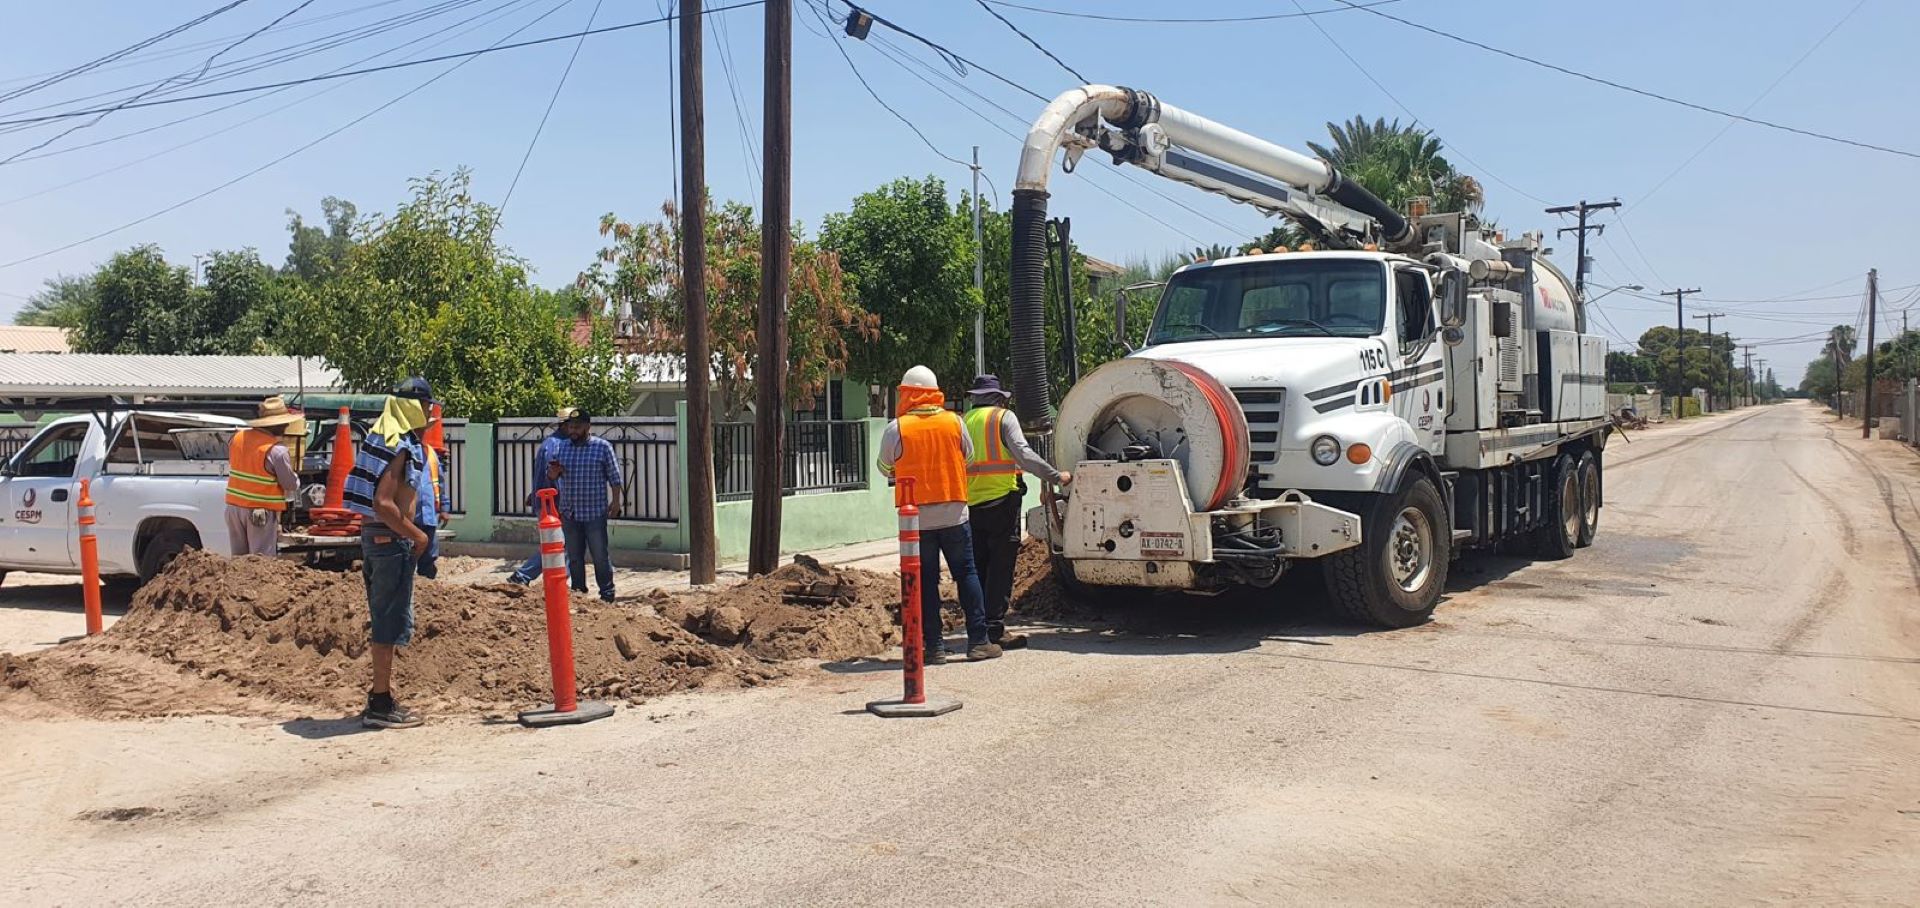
[
  {"x1": 877, "y1": 365, "x2": 997, "y2": 664},
  {"x1": 225, "y1": 396, "x2": 303, "y2": 556}
]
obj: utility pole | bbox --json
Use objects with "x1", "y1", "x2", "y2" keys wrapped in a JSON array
[
  {"x1": 1691, "y1": 312, "x2": 1724, "y2": 409},
  {"x1": 1664, "y1": 288, "x2": 1699, "y2": 416},
  {"x1": 1756, "y1": 359, "x2": 1768, "y2": 401},
  {"x1": 1741, "y1": 345, "x2": 1754, "y2": 407},
  {"x1": 679, "y1": 0, "x2": 717, "y2": 585},
  {"x1": 1723, "y1": 330, "x2": 1733, "y2": 408},
  {"x1": 1545, "y1": 198, "x2": 1620, "y2": 301},
  {"x1": 1832, "y1": 332, "x2": 1843, "y2": 416},
  {"x1": 749, "y1": 0, "x2": 791, "y2": 576},
  {"x1": 1863, "y1": 267, "x2": 1878, "y2": 438},
  {"x1": 972, "y1": 145, "x2": 985, "y2": 377}
]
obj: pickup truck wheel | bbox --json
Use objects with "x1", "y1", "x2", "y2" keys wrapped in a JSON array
[
  {"x1": 1323, "y1": 477, "x2": 1449, "y2": 628},
  {"x1": 1530, "y1": 455, "x2": 1580, "y2": 560},
  {"x1": 137, "y1": 527, "x2": 200, "y2": 582},
  {"x1": 1575, "y1": 452, "x2": 1601, "y2": 548}
]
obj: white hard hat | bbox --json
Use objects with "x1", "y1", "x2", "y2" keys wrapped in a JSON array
[{"x1": 901, "y1": 365, "x2": 938, "y2": 388}]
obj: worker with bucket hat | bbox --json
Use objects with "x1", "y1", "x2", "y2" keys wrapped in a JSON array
[
  {"x1": 963, "y1": 374, "x2": 1069, "y2": 649},
  {"x1": 224, "y1": 395, "x2": 303, "y2": 556}
]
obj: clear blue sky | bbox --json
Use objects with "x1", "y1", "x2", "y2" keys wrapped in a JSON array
[{"x1": 3, "y1": 0, "x2": 1915, "y2": 385}]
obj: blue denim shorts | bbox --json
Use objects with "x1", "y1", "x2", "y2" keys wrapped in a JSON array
[{"x1": 361, "y1": 533, "x2": 417, "y2": 647}]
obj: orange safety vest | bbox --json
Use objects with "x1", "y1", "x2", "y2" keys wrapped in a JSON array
[
  {"x1": 894, "y1": 407, "x2": 970, "y2": 507},
  {"x1": 225, "y1": 428, "x2": 288, "y2": 511}
]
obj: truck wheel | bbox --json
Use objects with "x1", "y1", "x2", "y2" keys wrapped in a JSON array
[
  {"x1": 1575, "y1": 452, "x2": 1601, "y2": 548},
  {"x1": 1532, "y1": 455, "x2": 1580, "y2": 560},
  {"x1": 1323, "y1": 476, "x2": 1450, "y2": 628},
  {"x1": 137, "y1": 527, "x2": 200, "y2": 582}
]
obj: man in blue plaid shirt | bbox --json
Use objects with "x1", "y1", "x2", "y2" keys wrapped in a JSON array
[{"x1": 550, "y1": 407, "x2": 624, "y2": 601}]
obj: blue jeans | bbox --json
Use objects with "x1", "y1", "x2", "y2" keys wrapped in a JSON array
[
  {"x1": 414, "y1": 524, "x2": 439, "y2": 579},
  {"x1": 361, "y1": 534, "x2": 417, "y2": 647},
  {"x1": 563, "y1": 516, "x2": 615, "y2": 601},
  {"x1": 510, "y1": 551, "x2": 542, "y2": 583},
  {"x1": 919, "y1": 523, "x2": 989, "y2": 652}
]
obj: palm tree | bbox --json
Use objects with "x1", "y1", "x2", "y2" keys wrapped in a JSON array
[{"x1": 1306, "y1": 116, "x2": 1482, "y2": 214}]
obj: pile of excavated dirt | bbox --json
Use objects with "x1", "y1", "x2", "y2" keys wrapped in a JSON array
[
  {"x1": 1007, "y1": 538, "x2": 1100, "y2": 621},
  {"x1": 654, "y1": 554, "x2": 961, "y2": 661},
  {"x1": 0, "y1": 551, "x2": 777, "y2": 719}
]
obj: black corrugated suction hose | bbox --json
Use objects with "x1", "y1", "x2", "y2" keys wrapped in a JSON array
[{"x1": 1010, "y1": 188, "x2": 1052, "y2": 429}]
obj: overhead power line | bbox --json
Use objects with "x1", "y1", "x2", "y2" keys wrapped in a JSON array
[
  {"x1": 0, "y1": 0, "x2": 256, "y2": 108},
  {"x1": 0, "y1": 1, "x2": 769, "y2": 129},
  {"x1": 0, "y1": 0, "x2": 492, "y2": 123},
  {"x1": 1330, "y1": 0, "x2": 1920, "y2": 161},
  {"x1": 0, "y1": 0, "x2": 581, "y2": 270},
  {"x1": 0, "y1": 0, "x2": 415, "y2": 88},
  {"x1": 2, "y1": 1, "x2": 318, "y2": 165},
  {"x1": 1632, "y1": 0, "x2": 1865, "y2": 209},
  {"x1": 0, "y1": 0, "x2": 550, "y2": 207},
  {"x1": 1285, "y1": 0, "x2": 1546, "y2": 206},
  {"x1": 501, "y1": 0, "x2": 603, "y2": 214},
  {"x1": 972, "y1": 0, "x2": 1087, "y2": 84},
  {"x1": 979, "y1": 0, "x2": 1405, "y2": 25}
]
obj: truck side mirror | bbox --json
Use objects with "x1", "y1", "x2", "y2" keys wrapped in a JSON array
[
  {"x1": 1439, "y1": 271, "x2": 1467, "y2": 328},
  {"x1": 1115, "y1": 281, "x2": 1164, "y2": 352}
]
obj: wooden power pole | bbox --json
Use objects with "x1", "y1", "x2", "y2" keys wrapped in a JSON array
[
  {"x1": 680, "y1": 0, "x2": 717, "y2": 585},
  {"x1": 1863, "y1": 268, "x2": 1879, "y2": 438},
  {"x1": 1545, "y1": 198, "x2": 1620, "y2": 302},
  {"x1": 1664, "y1": 287, "x2": 1698, "y2": 416},
  {"x1": 749, "y1": 0, "x2": 791, "y2": 575}
]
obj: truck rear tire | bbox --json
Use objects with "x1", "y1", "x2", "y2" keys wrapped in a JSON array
[
  {"x1": 1323, "y1": 476, "x2": 1449, "y2": 628},
  {"x1": 137, "y1": 526, "x2": 199, "y2": 582},
  {"x1": 1531, "y1": 455, "x2": 1580, "y2": 560},
  {"x1": 1575, "y1": 452, "x2": 1601, "y2": 548}
]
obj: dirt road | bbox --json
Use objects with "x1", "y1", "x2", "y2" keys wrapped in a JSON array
[{"x1": 3, "y1": 403, "x2": 1916, "y2": 906}]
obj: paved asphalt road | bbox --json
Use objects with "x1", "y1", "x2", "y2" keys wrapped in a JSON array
[{"x1": 3, "y1": 403, "x2": 1917, "y2": 906}]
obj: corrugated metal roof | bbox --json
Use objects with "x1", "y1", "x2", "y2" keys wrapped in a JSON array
[
  {"x1": 0, "y1": 353, "x2": 341, "y2": 398},
  {"x1": 0, "y1": 326, "x2": 72, "y2": 353}
]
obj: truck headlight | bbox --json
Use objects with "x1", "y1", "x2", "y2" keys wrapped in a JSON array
[{"x1": 1311, "y1": 435, "x2": 1341, "y2": 466}]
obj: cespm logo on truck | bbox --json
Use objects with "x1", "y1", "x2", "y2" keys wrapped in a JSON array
[{"x1": 15, "y1": 487, "x2": 40, "y2": 524}]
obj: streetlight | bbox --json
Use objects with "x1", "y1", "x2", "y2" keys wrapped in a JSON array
[{"x1": 1585, "y1": 283, "x2": 1644, "y2": 304}]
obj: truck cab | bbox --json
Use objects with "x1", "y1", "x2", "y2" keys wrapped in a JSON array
[{"x1": 1141, "y1": 250, "x2": 1447, "y2": 495}]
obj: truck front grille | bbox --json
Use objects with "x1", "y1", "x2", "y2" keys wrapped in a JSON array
[{"x1": 1231, "y1": 389, "x2": 1286, "y2": 487}]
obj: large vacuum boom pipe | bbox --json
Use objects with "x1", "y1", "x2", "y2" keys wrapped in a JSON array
[{"x1": 1009, "y1": 85, "x2": 1411, "y2": 428}]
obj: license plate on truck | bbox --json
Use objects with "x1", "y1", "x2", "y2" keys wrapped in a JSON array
[{"x1": 1138, "y1": 531, "x2": 1185, "y2": 558}]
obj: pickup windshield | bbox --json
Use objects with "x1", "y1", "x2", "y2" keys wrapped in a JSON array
[{"x1": 1146, "y1": 258, "x2": 1388, "y2": 345}]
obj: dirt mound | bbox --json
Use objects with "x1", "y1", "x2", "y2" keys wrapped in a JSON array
[
  {"x1": 0, "y1": 551, "x2": 776, "y2": 719},
  {"x1": 1007, "y1": 538, "x2": 1100, "y2": 621},
  {"x1": 653, "y1": 554, "x2": 934, "y2": 661}
]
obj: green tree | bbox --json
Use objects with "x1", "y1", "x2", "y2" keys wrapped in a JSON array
[
  {"x1": 1637, "y1": 325, "x2": 1733, "y2": 398},
  {"x1": 580, "y1": 199, "x2": 876, "y2": 419},
  {"x1": 277, "y1": 170, "x2": 631, "y2": 420},
  {"x1": 283, "y1": 197, "x2": 359, "y2": 284},
  {"x1": 12, "y1": 273, "x2": 92, "y2": 328},
  {"x1": 1248, "y1": 116, "x2": 1486, "y2": 250},
  {"x1": 75, "y1": 245, "x2": 197, "y2": 353},
  {"x1": 822, "y1": 176, "x2": 978, "y2": 391}
]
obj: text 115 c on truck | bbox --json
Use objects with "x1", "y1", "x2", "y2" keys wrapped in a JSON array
[{"x1": 1009, "y1": 85, "x2": 1611, "y2": 628}]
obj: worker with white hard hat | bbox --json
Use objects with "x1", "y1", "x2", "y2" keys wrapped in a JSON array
[{"x1": 878, "y1": 365, "x2": 998, "y2": 663}]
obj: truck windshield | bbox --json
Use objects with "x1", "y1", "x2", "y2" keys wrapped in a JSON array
[{"x1": 1147, "y1": 258, "x2": 1387, "y2": 345}]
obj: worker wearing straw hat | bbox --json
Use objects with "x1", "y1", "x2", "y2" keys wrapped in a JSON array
[{"x1": 224, "y1": 395, "x2": 303, "y2": 556}]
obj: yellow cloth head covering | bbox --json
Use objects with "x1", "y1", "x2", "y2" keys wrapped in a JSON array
[{"x1": 369, "y1": 395, "x2": 427, "y2": 446}]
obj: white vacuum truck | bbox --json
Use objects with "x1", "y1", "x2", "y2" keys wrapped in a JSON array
[{"x1": 1011, "y1": 86, "x2": 1611, "y2": 628}]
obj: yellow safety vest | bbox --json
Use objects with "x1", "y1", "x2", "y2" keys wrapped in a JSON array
[{"x1": 964, "y1": 406, "x2": 1020, "y2": 506}]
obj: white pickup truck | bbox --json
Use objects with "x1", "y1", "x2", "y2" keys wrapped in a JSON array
[{"x1": 0, "y1": 410, "x2": 352, "y2": 585}]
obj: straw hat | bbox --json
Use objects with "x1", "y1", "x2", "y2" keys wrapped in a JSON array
[{"x1": 248, "y1": 395, "x2": 303, "y2": 430}]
